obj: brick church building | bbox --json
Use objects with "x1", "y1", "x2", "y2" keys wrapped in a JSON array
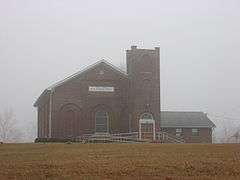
[{"x1": 34, "y1": 46, "x2": 215, "y2": 143}]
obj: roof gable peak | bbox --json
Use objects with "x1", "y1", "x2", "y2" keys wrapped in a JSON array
[{"x1": 47, "y1": 59, "x2": 128, "y2": 90}]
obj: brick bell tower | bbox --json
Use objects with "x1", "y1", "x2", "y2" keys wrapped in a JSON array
[{"x1": 126, "y1": 46, "x2": 160, "y2": 132}]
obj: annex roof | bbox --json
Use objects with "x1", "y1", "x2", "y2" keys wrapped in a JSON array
[{"x1": 160, "y1": 111, "x2": 216, "y2": 128}]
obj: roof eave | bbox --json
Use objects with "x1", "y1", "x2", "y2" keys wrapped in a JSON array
[
  {"x1": 33, "y1": 89, "x2": 50, "y2": 107},
  {"x1": 161, "y1": 126, "x2": 216, "y2": 128}
]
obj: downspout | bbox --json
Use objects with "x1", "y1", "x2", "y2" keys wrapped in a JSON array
[{"x1": 48, "y1": 89, "x2": 53, "y2": 138}]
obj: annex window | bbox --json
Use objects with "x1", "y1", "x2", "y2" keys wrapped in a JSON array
[
  {"x1": 176, "y1": 128, "x2": 182, "y2": 133},
  {"x1": 176, "y1": 128, "x2": 182, "y2": 137},
  {"x1": 95, "y1": 111, "x2": 108, "y2": 133},
  {"x1": 192, "y1": 128, "x2": 199, "y2": 136}
]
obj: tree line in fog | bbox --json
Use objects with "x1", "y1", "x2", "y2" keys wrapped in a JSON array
[{"x1": 0, "y1": 108, "x2": 36, "y2": 143}]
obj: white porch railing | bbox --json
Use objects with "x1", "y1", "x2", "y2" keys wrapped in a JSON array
[{"x1": 80, "y1": 130, "x2": 185, "y2": 143}]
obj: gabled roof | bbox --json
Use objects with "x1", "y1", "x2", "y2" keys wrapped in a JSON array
[
  {"x1": 34, "y1": 60, "x2": 128, "y2": 107},
  {"x1": 160, "y1": 111, "x2": 216, "y2": 128},
  {"x1": 33, "y1": 89, "x2": 50, "y2": 107},
  {"x1": 47, "y1": 60, "x2": 128, "y2": 90}
]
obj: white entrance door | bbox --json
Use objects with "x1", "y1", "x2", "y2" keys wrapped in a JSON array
[{"x1": 139, "y1": 113, "x2": 156, "y2": 141}]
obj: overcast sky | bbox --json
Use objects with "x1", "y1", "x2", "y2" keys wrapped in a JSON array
[{"x1": 0, "y1": 0, "x2": 239, "y2": 138}]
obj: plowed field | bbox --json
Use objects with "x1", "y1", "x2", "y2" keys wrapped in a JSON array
[{"x1": 0, "y1": 143, "x2": 240, "y2": 179}]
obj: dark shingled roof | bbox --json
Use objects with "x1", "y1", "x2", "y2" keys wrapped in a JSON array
[{"x1": 160, "y1": 111, "x2": 216, "y2": 128}]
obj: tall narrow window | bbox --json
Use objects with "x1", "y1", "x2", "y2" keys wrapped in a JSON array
[
  {"x1": 65, "y1": 110, "x2": 75, "y2": 138},
  {"x1": 95, "y1": 111, "x2": 108, "y2": 133},
  {"x1": 59, "y1": 104, "x2": 80, "y2": 139}
]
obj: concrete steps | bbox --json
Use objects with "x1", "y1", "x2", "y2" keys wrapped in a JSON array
[{"x1": 85, "y1": 133, "x2": 150, "y2": 143}]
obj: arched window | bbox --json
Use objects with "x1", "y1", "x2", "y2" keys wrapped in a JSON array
[
  {"x1": 139, "y1": 54, "x2": 154, "y2": 72},
  {"x1": 58, "y1": 103, "x2": 80, "y2": 138},
  {"x1": 65, "y1": 109, "x2": 75, "y2": 137},
  {"x1": 95, "y1": 111, "x2": 108, "y2": 133},
  {"x1": 140, "y1": 113, "x2": 153, "y2": 120},
  {"x1": 142, "y1": 79, "x2": 152, "y2": 104}
]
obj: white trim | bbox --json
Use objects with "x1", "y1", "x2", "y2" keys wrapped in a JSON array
[
  {"x1": 139, "y1": 119, "x2": 155, "y2": 124},
  {"x1": 176, "y1": 128, "x2": 182, "y2": 133},
  {"x1": 48, "y1": 89, "x2": 53, "y2": 138},
  {"x1": 128, "y1": 114, "x2": 132, "y2": 133}
]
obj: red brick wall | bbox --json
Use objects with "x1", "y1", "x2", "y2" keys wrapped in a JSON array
[
  {"x1": 37, "y1": 99, "x2": 49, "y2": 138},
  {"x1": 36, "y1": 47, "x2": 161, "y2": 139},
  {"x1": 49, "y1": 63, "x2": 129, "y2": 138},
  {"x1": 162, "y1": 127, "x2": 213, "y2": 143},
  {"x1": 127, "y1": 46, "x2": 160, "y2": 131}
]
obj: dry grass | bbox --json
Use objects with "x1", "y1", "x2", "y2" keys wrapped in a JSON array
[{"x1": 0, "y1": 143, "x2": 240, "y2": 180}]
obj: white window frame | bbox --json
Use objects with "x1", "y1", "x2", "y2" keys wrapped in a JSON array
[
  {"x1": 175, "y1": 128, "x2": 182, "y2": 137},
  {"x1": 176, "y1": 128, "x2": 182, "y2": 133},
  {"x1": 176, "y1": 133, "x2": 181, "y2": 137}
]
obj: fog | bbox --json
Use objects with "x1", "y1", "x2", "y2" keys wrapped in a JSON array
[{"x1": 0, "y1": 0, "x2": 239, "y2": 141}]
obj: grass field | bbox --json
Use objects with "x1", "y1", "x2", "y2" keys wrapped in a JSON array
[{"x1": 0, "y1": 143, "x2": 240, "y2": 180}]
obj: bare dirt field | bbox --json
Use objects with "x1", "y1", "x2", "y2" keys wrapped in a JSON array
[{"x1": 0, "y1": 143, "x2": 240, "y2": 180}]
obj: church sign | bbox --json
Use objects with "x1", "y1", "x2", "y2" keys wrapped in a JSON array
[{"x1": 88, "y1": 86, "x2": 114, "y2": 92}]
